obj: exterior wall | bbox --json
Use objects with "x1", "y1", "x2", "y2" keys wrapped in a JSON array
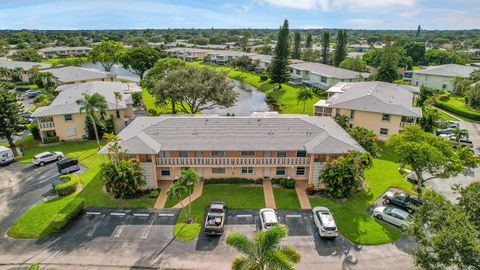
[{"x1": 411, "y1": 73, "x2": 455, "y2": 91}]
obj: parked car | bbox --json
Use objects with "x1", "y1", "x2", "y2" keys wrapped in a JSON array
[
  {"x1": 204, "y1": 201, "x2": 227, "y2": 236},
  {"x1": 383, "y1": 191, "x2": 422, "y2": 214},
  {"x1": 445, "y1": 120, "x2": 460, "y2": 129},
  {"x1": 373, "y1": 206, "x2": 410, "y2": 228},
  {"x1": 25, "y1": 90, "x2": 41, "y2": 98},
  {"x1": 15, "y1": 87, "x2": 30, "y2": 92},
  {"x1": 259, "y1": 208, "x2": 279, "y2": 231},
  {"x1": 57, "y1": 158, "x2": 80, "y2": 174},
  {"x1": 312, "y1": 206, "x2": 338, "y2": 238},
  {"x1": 0, "y1": 146, "x2": 14, "y2": 165},
  {"x1": 32, "y1": 151, "x2": 64, "y2": 166},
  {"x1": 436, "y1": 128, "x2": 454, "y2": 136}
]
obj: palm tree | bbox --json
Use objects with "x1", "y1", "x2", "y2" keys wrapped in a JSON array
[
  {"x1": 451, "y1": 128, "x2": 469, "y2": 144},
  {"x1": 226, "y1": 225, "x2": 301, "y2": 270},
  {"x1": 296, "y1": 87, "x2": 314, "y2": 113},
  {"x1": 166, "y1": 180, "x2": 187, "y2": 209},
  {"x1": 113, "y1": 91, "x2": 123, "y2": 133},
  {"x1": 178, "y1": 168, "x2": 200, "y2": 222},
  {"x1": 335, "y1": 115, "x2": 350, "y2": 130},
  {"x1": 76, "y1": 92, "x2": 108, "y2": 149}
]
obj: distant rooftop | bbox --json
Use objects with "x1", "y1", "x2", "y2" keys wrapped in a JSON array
[
  {"x1": 0, "y1": 60, "x2": 51, "y2": 70},
  {"x1": 289, "y1": 62, "x2": 365, "y2": 79},
  {"x1": 42, "y1": 66, "x2": 115, "y2": 83},
  {"x1": 413, "y1": 64, "x2": 478, "y2": 78},
  {"x1": 39, "y1": 46, "x2": 91, "y2": 52}
]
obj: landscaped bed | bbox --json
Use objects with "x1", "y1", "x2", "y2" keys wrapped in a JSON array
[{"x1": 435, "y1": 97, "x2": 480, "y2": 121}]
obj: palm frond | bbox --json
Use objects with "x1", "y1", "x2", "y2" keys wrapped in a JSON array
[
  {"x1": 264, "y1": 249, "x2": 296, "y2": 270},
  {"x1": 231, "y1": 256, "x2": 259, "y2": 270},
  {"x1": 257, "y1": 225, "x2": 288, "y2": 253},
  {"x1": 226, "y1": 232, "x2": 256, "y2": 257},
  {"x1": 277, "y1": 246, "x2": 302, "y2": 264}
]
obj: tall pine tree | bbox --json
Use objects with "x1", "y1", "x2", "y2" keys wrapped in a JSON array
[
  {"x1": 305, "y1": 33, "x2": 313, "y2": 48},
  {"x1": 292, "y1": 32, "x2": 302, "y2": 59},
  {"x1": 334, "y1": 29, "x2": 348, "y2": 66},
  {"x1": 269, "y1": 19, "x2": 290, "y2": 88},
  {"x1": 416, "y1": 25, "x2": 421, "y2": 37},
  {"x1": 374, "y1": 37, "x2": 399, "y2": 82},
  {"x1": 321, "y1": 32, "x2": 330, "y2": 64}
]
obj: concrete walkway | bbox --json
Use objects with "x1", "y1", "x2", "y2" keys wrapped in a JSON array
[
  {"x1": 262, "y1": 179, "x2": 276, "y2": 208},
  {"x1": 154, "y1": 180, "x2": 173, "y2": 208},
  {"x1": 295, "y1": 180, "x2": 312, "y2": 209},
  {"x1": 172, "y1": 180, "x2": 204, "y2": 208},
  {"x1": 433, "y1": 106, "x2": 463, "y2": 121}
]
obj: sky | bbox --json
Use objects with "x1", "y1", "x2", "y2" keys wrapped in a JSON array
[{"x1": 0, "y1": 0, "x2": 479, "y2": 30}]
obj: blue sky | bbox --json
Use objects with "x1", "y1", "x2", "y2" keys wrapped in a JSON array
[{"x1": 0, "y1": 0, "x2": 479, "y2": 30}]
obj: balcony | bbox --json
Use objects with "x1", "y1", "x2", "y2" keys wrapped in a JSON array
[
  {"x1": 400, "y1": 122, "x2": 415, "y2": 127},
  {"x1": 39, "y1": 122, "x2": 55, "y2": 129},
  {"x1": 156, "y1": 157, "x2": 310, "y2": 167}
]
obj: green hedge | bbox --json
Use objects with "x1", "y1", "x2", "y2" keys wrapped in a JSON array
[
  {"x1": 51, "y1": 198, "x2": 85, "y2": 232},
  {"x1": 54, "y1": 174, "x2": 79, "y2": 196},
  {"x1": 43, "y1": 136, "x2": 60, "y2": 144},
  {"x1": 204, "y1": 178, "x2": 263, "y2": 185},
  {"x1": 271, "y1": 178, "x2": 296, "y2": 189},
  {"x1": 435, "y1": 99, "x2": 480, "y2": 121}
]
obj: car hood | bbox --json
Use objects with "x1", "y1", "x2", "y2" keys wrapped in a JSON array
[
  {"x1": 384, "y1": 191, "x2": 395, "y2": 198},
  {"x1": 373, "y1": 206, "x2": 386, "y2": 213}
]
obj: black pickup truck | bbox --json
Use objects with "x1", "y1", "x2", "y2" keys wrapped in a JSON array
[
  {"x1": 204, "y1": 201, "x2": 227, "y2": 236},
  {"x1": 383, "y1": 191, "x2": 422, "y2": 214}
]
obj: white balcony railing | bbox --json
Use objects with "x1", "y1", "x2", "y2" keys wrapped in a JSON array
[
  {"x1": 156, "y1": 157, "x2": 310, "y2": 167},
  {"x1": 400, "y1": 122, "x2": 415, "y2": 127},
  {"x1": 39, "y1": 122, "x2": 55, "y2": 129}
]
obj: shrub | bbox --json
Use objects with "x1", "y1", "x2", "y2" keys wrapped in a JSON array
[
  {"x1": 437, "y1": 92, "x2": 451, "y2": 101},
  {"x1": 131, "y1": 92, "x2": 143, "y2": 106},
  {"x1": 28, "y1": 123, "x2": 41, "y2": 140},
  {"x1": 28, "y1": 264, "x2": 40, "y2": 270},
  {"x1": 259, "y1": 74, "x2": 269, "y2": 82},
  {"x1": 280, "y1": 178, "x2": 296, "y2": 189},
  {"x1": 147, "y1": 108, "x2": 158, "y2": 116},
  {"x1": 54, "y1": 174, "x2": 79, "y2": 196},
  {"x1": 435, "y1": 99, "x2": 480, "y2": 121},
  {"x1": 51, "y1": 198, "x2": 85, "y2": 232},
  {"x1": 43, "y1": 136, "x2": 59, "y2": 144},
  {"x1": 148, "y1": 189, "x2": 160, "y2": 198}
]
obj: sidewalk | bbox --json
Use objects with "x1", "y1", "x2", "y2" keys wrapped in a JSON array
[
  {"x1": 154, "y1": 180, "x2": 173, "y2": 208},
  {"x1": 262, "y1": 179, "x2": 276, "y2": 208},
  {"x1": 295, "y1": 180, "x2": 312, "y2": 209},
  {"x1": 172, "y1": 180, "x2": 204, "y2": 208}
]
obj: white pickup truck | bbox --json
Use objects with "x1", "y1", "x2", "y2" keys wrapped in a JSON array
[{"x1": 204, "y1": 201, "x2": 227, "y2": 236}]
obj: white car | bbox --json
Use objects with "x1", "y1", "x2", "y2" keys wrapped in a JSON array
[
  {"x1": 32, "y1": 151, "x2": 64, "y2": 166},
  {"x1": 312, "y1": 206, "x2": 338, "y2": 238},
  {"x1": 373, "y1": 206, "x2": 410, "y2": 228},
  {"x1": 259, "y1": 208, "x2": 279, "y2": 231}
]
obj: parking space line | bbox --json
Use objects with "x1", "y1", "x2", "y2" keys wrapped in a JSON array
[
  {"x1": 236, "y1": 214, "x2": 252, "y2": 218},
  {"x1": 114, "y1": 216, "x2": 132, "y2": 238},
  {"x1": 285, "y1": 214, "x2": 302, "y2": 218},
  {"x1": 110, "y1": 212, "x2": 126, "y2": 216},
  {"x1": 87, "y1": 214, "x2": 105, "y2": 237},
  {"x1": 304, "y1": 216, "x2": 314, "y2": 239},
  {"x1": 86, "y1": 212, "x2": 101, "y2": 215},
  {"x1": 158, "y1": 213, "x2": 175, "y2": 217},
  {"x1": 133, "y1": 213, "x2": 150, "y2": 217},
  {"x1": 141, "y1": 215, "x2": 156, "y2": 239}
]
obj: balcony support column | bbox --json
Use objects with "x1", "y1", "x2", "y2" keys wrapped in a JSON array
[{"x1": 308, "y1": 154, "x2": 315, "y2": 185}]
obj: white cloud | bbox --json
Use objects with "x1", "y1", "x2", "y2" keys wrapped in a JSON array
[
  {"x1": 261, "y1": 0, "x2": 419, "y2": 12},
  {"x1": 346, "y1": 18, "x2": 383, "y2": 27}
]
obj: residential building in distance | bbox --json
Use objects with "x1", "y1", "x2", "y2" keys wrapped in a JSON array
[
  {"x1": 32, "y1": 81, "x2": 134, "y2": 142},
  {"x1": 411, "y1": 64, "x2": 479, "y2": 91},
  {"x1": 41, "y1": 66, "x2": 116, "y2": 85},
  {"x1": 289, "y1": 62, "x2": 368, "y2": 90},
  {"x1": 99, "y1": 112, "x2": 364, "y2": 189},
  {"x1": 39, "y1": 46, "x2": 91, "y2": 59},
  {"x1": 0, "y1": 60, "x2": 51, "y2": 82},
  {"x1": 314, "y1": 81, "x2": 422, "y2": 139},
  {"x1": 163, "y1": 47, "x2": 210, "y2": 61}
]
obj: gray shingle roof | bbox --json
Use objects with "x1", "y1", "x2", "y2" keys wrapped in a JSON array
[
  {"x1": 289, "y1": 62, "x2": 365, "y2": 79},
  {"x1": 320, "y1": 81, "x2": 422, "y2": 117},
  {"x1": 413, "y1": 64, "x2": 478, "y2": 78},
  {"x1": 41, "y1": 66, "x2": 115, "y2": 83},
  {"x1": 32, "y1": 81, "x2": 132, "y2": 117},
  {"x1": 0, "y1": 60, "x2": 51, "y2": 70},
  {"x1": 99, "y1": 114, "x2": 364, "y2": 155},
  {"x1": 39, "y1": 46, "x2": 91, "y2": 52}
]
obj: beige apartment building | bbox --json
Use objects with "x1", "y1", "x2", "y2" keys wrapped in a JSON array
[
  {"x1": 99, "y1": 112, "x2": 364, "y2": 190},
  {"x1": 32, "y1": 82, "x2": 136, "y2": 142},
  {"x1": 314, "y1": 82, "x2": 422, "y2": 140},
  {"x1": 39, "y1": 46, "x2": 91, "y2": 59}
]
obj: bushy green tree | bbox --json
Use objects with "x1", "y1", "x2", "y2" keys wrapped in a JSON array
[
  {"x1": 10, "y1": 48, "x2": 42, "y2": 62},
  {"x1": 234, "y1": 55, "x2": 252, "y2": 73},
  {"x1": 425, "y1": 49, "x2": 466, "y2": 65},
  {"x1": 374, "y1": 38, "x2": 399, "y2": 82},
  {"x1": 120, "y1": 46, "x2": 160, "y2": 79},
  {"x1": 0, "y1": 84, "x2": 24, "y2": 150},
  {"x1": 403, "y1": 42, "x2": 426, "y2": 66},
  {"x1": 455, "y1": 182, "x2": 480, "y2": 230},
  {"x1": 348, "y1": 127, "x2": 379, "y2": 156},
  {"x1": 88, "y1": 40, "x2": 124, "y2": 72},
  {"x1": 269, "y1": 19, "x2": 290, "y2": 87},
  {"x1": 418, "y1": 106, "x2": 441, "y2": 133},
  {"x1": 451, "y1": 76, "x2": 473, "y2": 96},
  {"x1": 301, "y1": 48, "x2": 321, "y2": 62},
  {"x1": 339, "y1": 57, "x2": 366, "y2": 72},
  {"x1": 465, "y1": 84, "x2": 480, "y2": 109}
]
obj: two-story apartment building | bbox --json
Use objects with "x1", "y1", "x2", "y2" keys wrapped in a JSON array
[
  {"x1": 163, "y1": 47, "x2": 210, "y2": 61},
  {"x1": 39, "y1": 46, "x2": 91, "y2": 59},
  {"x1": 98, "y1": 112, "x2": 364, "y2": 190},
  {"x1": 411, "y1": 64, "x2": 478, "y2": 91},
  {"x1": 0, "y1": 60, "x2": 51, "y2": 83},
  {"x1": 289, "y1": 62, "x2": 368, "y2": 90},
  {"x1": 314, "y1": 81, "x2": 422, "y2": 139},
  {"x1": 32, "y1": 81, "x2": 134, "y2": 142},
  {"x1": 41, "y1": 66, "x2": 116, "y2": 85}
]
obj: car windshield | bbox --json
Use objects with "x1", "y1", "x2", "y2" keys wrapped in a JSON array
[{"x1": 384, "y1": 207, "x2": 394, "y2": 215}]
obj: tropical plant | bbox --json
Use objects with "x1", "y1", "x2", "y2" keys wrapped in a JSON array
[
  {"x1": 113, "y1": 91, "x2": 122, "y2": 133},
  {"x1": 418, "y1": 106, "x2": 441, "y2": 133},
  {"x1": 101, "y1": 158, "x2": 145, "y2": 198},
  {"x1": 76, "y1": 92, "x2": 108, "y2": 149},
  {"x1": 348, "y1": 127, "x2": 379, "y2": 156},
  {"x1": 235, "y1": 55, "x2": 252, "y2": 73},
  {"x1": 225, "y1": 225, "x2": 301, "y2": 270},
  {"x1": 334, "y1": 114, "x2": 350, "y2": 130},
  {"x1": 166, "y1": 180, "x2": 187, "y2": 209},
  {"x1": 451, "y1": 76, "x2": 473, "y2": 96},
  {"x1": 88, "y1": 40, "x2": 124, "y2": 72},
  {"x1": 296, "y1": 87, "x2": 313, "y2": 113},
  {"x1": 451, "y1": 128, "x2": 469, "y2": 143},
  {"x1": 176, "y1": 168, "x2": 200, "y2": 222},
  {"x1": 454, "y1": 182, "x2": 480, "y2": 230}
]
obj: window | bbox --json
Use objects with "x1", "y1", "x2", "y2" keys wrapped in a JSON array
[
  {"x1": 159, "y1": 151, "x2": 169, "y2": 158},
  {"x1": 415, "y1": 81, "x2": 419, "y2": 86},
  {"x1": 295, "y1": 69, "x2": 300, "y2": 75},
  {"x1": 296, "y1": 167, "x2": 306, "y2": 175},
  {"x1": 241, "y1": 151, "x2": 255, "y2": 157},
  {"x1": 335, "y1": 108, "x2": 340, "y2": 116},
  {"x1": 241, "y1": 167, "x2": 255, "y2": 174},
  {"x1": 160, "y1": 168, "x2": 171, "y2": 176},
  {"x1": 350, "y1": 110, "x2": 355, "y2": 119},
  {"x1": 277, "y1": 151, "x2": 287, "y2": 157},
  {"x1": 212, "y1": 167, "x2": 225, "y2": 174},
  {"x1": 380, "y1": 128, "x2": 389, "y2": 135},
  {"x1": 382, "y1": 114, "x2": 391, "y2": 121},
  {"x1": 179, "y1": 151, "x2": 188, "y2": 157},
  {"x1": 116, "y1": 110, "x2": 120, "y2": 119},
  {"x1": 296, "y1": 151, "x2": 306, "y2": 157},
  {"x1": 64, "y1": 114, "x2": 72, "y2": 121},
  {"x1": 442, "y1": 84, "x2": 447, "y2": 89},
  {"x1": 65, "y1": 128, "x2": 76, "y2": 137},
  {"x1": 211, "y1": 151, "x2": 225, "y2": 157},
  {"x1": 276, "y1": 167, "x2": 286, "y2": 176},
  {"x1": 321, "y1": 76, "x2": 327, "y2": 83}
]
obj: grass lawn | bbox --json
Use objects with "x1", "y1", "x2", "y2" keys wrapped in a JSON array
[
  {"x1": 41, "y1": 57, "x2": 87, "y2": 65},
  {"x1": 309, "y1": 144, "x2": 416, "y2": 245},
  {"x1": 273, "y1": 188, "x2": 301, "y2": 209},
  {"x1": 435, "y1": 97, "x2": 480, "y2": 122},
  {"x1": 164, "y1": 189, "x2": 189, "y2": 208},
  {"x1": 7, "y1": 136, "x2": 155, "y2": 238},
  {"x1": 188, "y1": 62, "x2": 322, "y2": 115},
  {"x1": 173, "y1": 184, "x2": 265, "y2": 240},
  {"x1": 434, "y1": 107, "x2": 459, "y2": 121}
]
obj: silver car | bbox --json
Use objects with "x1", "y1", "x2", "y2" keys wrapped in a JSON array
[
  {"x1": 259, "y1": 208, "x2": 279, "y2": 231},
  {"x1": 312, "y1": 206, "x2": 338, "y2": 238},
  {"x1": 373, "y1": 206, "x2": 410, "y2": 228},
  {"x1": 32, "y1": 151, "x2": 64, "y2": 166}
]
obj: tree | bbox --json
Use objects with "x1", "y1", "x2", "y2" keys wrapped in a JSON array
[
  {"x1": 113, "y1": 91, "x2": 122, "y2": 133},
  {"x1": 403, "y1": 42, "x2": 425, "y2": 66},
  {"x1": 0, "y1": 85, "x2": 24, "y2": 150},
  {"x1": 269, "y1": 19, "x2": 290, "y2": 87},
  {"x1": 470, "y1": 70, "x2": 480, "y2": 82},
  {"x1": 88, "y1": 40, "x2": 124, "y2": 72},
  {"x1": 10, "y1": 48, "x2": 42, "y2": 62},
  {"x1": 177, "y1": 168, "x2": 200, "y2": 222},
  {"x1": 225, "y1": 225, "x2": 301, "y2": 270},
  {"x1": 154, "y1": 66, "x2": 237, "y2": 114},
  {"x1": 301, "y1": 48, "x2": 321, "y2": 62},
  {"x1": 339, "y1": 57, "x2": 366, "y2": 72},
  {"x1": 334, "y1": 115, "x2": 350, "y2": 130},
  {"x1": 348, "y1": 127, "x2": 379, "y2": 156},
  {"x1": 451, "y1": 76, "x2": 472, "y2": 96},
  {"x1": 374, "y1": 38, "x2": 399, "y2": 83},
  {"x1": 405, "y1": 191, "x2": 480, "y2": 270},
  {"x1": 141, "y1": 58, "x2": 186, "y2": 114},
  {"x1": 451, "y1": 128, "x2": 469, "y2": 144},
  {"x1": 334, "y1": 30, "x2": 347, "y2": 67},
  {"x1": 305, "y1": 33, "x2": 313, "y2": 48},
  {"x1": 320, "y1": 150, "x2": 373, "y2": 198},
  {"x1": 166, "y1": 180, "x2": 187, "y2": 209},
  {"x1": 296, "y1": 87, "x2": 313, "y2": 113},
  {"x1": 120, "y1": 46, "x2": 160, "y2": 79},
  {"x1": 418, "y1": 106, "x2": 441, "y2": 133},
  {"x1": 234, "y1": 55, "x2": 252, "y2": 73},
  {"x1": 321, "y1": 32, "x2": 330, "y2": 64},
  {"x1": 418, "y1": 86, "x2": 439, "y2": 107},
  {"x1": 291, "y1": 32, "x2": 301, "y2": 59},
  {"x1": 455, "y1": 182, "x2": 480, "y2": 230},
  {"x1": 76, "y1": 92, "x2": 108, "y2": 149},
  {"x1": 255, "y1": 45, "x2": 272, "y2": 55},
  {"x1": 465, "y1": 84, "x2": 480, "y2": 109},
  {"x1": 416, "y1": 25, "x2": 421, "y2": 37},
  {"x1": 424, "y1": 49, "x2": 466, "y2": 65},
  {"x1": 239, "y1": 30, "x2": 251, "y2": 52},
  {"x1": 387, "y1": 125, "x2": 480, "y2": 195}
]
